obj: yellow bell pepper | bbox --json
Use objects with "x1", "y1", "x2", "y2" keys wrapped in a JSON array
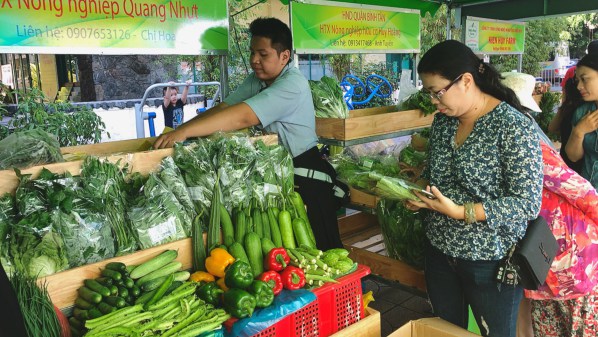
[
  {"x1": 205, "y1": 248, "x2": 235, "y2": 278},
  {"x1": 216, "y1": 277, "x2": 229, "y2": 291},
  {"x1": 189, "y1": 271, "x2": 216, "y2": 283}
]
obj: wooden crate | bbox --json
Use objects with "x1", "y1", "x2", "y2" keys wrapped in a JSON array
[
  {"x1": 61, "y1": 137, "x2": 157, "y2": 157},
  {"x1": 316, "y1": 107, "x2": 434, "y2": 141},
  {"x1": 40, "y1": 238, "x2": 194, "y2": 309},
  {"x1": 329, "y1": 307, "x2": 381, "y2": 337},
  {"x1": 0, "y1": 135, "x2": 278, "y2": 195},
  {"x1": 349, "y1": 187, "x2": 380, "y2": 209}
]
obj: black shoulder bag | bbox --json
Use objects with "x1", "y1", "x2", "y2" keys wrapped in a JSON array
[{"x1": 496, "y1": 216, "x2": 558, "y2": 290}]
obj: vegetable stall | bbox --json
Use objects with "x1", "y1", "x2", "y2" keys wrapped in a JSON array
[{"x1": 0, "y1": 134, "x2": 378, "y2": 337}]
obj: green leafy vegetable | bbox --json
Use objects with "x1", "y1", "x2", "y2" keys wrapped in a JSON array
[
  {"x1": 377, "y1": 199, "x2": 425, "y2": 269},
  {"x1": 0, "y1": 129, "x2": 64, "y2": 170},
  {"x1": 399, "y1": 90, "x2": 436, "y2": 116},
  {"x1": 309, "y1": 76, "x2": 350, "y2": 119}
]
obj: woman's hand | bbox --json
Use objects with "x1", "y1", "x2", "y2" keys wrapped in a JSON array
[
  {"x1": 407, "y1": 186, "x2": 462, "y2": 220},
  {"x1": 575, "y1": 109, "x2": 598, "y2": 135}
]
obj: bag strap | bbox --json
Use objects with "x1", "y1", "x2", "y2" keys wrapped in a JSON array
[
  {"x1": 294, "y1": 167, "x2": 348, "y2": 199},
  {"x1": 294, "y1": 168, "x2": 333, "y2": 183}
]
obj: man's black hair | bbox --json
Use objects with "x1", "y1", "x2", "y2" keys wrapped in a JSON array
[
  {"x1": 249, "y1": 17, "x2": 292, "y2": 57},
  {"x1": 588, "y1": 40, "x2": 598, "y2": 55}
]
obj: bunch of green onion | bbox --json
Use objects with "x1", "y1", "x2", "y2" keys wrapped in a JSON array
[{"x1": 9, "y1": 270, "x2": 62, "y2": 337}]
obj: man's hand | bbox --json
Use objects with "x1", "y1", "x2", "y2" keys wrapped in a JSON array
[{"x1": 154, "y1": 128, "x2": 187, "y2": 149}]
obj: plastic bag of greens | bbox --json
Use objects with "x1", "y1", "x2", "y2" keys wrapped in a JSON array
[
  {"x1": 252, "y1": 141, "x2": 294, "y2": 206},
  {"x1": 213, "y1": 134, "x2": 257, "y2": 208},
  {"x1": 376, "y1": 199, "x2": 425, "y2": 269},
  {"x1": 159, "y1": 156, "x2": 197, "y2": 220},
  {"x1": 173, "y1": 141, "x2": 216, "y2": 217},
  {"x1": 80, "y1": 156, "x2": 137, "y2": 255},
  {"x1": 129, "y1": 174, "x2": 190, "y2": 249},
  {"x1": 0, "y1": 129, "x2": 64, "y2": 170},
  {"x1": 7, "y1": 211, "x2": 69, "y2": 278},
  {"x1": 55, "y1": 195, "x2": 116, "y2": 268}
]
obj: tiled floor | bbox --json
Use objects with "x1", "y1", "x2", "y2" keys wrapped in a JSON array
[{"x1": 362, "y1": 274, "x2": 433, "y2": 336}]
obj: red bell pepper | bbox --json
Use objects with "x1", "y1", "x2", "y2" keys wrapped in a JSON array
[
  {"x1": 281, "y1": 266, "x2": 306, "y2": 290},
  {"x1": 265, "y1": 247, "x2": 290, "y2": 272},
  {"x1": 258, "y1": 271, "x2": 283, "y2": 295}
]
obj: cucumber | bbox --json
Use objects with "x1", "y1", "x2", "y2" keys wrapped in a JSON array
[
  {"x1": 261, "y1": 211, "x2": 271, "y2": 240},
  {"x1": 73, "y1": 307, "x2": 90, "y2": 321},
  {"x1": 103, "y1": 296, "x2": 126, "y2": 308},
  {"x1": 74, "y1": 296, "x2": 94, "y2": 310},
  {"x1": 144, "y1": 274, "x2": 174, "y2": 310},
  {"x1": 100, "y1": 268, "x2": 122, "y2": 281},
  {"x1": 97, "y1": 302, "x2": 117, "y2": 315},
  {"x1": 122, "y1": 277, "x2": 135, "y2": 289},
  {"x1": 221, "y1": 205, "x2": 235, "y2": 247},
  {"x1": 69, "y1": 316, "x2": 85, "y2": 330},
  {"x1": 267, "y1": 207, "x2": 283, "y2": 247},
  {"x1": 130, "y1": 285, "x2": 141, "y2": 297},
  {"x1": 104, "y1": 262, "x2": 127, "y2": 272},
  {"x1": 78, "y1": 286, "x2": 102, "y2": 304},
  {"x1": 252, "y1": 209, "x2": 263, "y2": 238},
  {"x1": 228, "y1": 242, "x2": 250, "y2": 265},
  {"x1": 192, "y1": 214, "x2": 207, "y2": 272},
  {"x1": 244, "y1": 232, "x2": 264, "y2": 277},
  {"x1": 278, "y1": 210, "x2": 295, "y2": 249},
  {"x1": 109, "y1": 285, "x2": 118, "y2": 296},
  {"x1": 95, "y1": 277, "x2": 113, "y2": 287},
  {"x1": 292, "y1": 217, "x2": 315, "y2": 249},
  {"x1": 261, "y1": 237, "x2": 276, "y2": 256},
  {"x1": 234, "y1": 209, "x2": 246, "y2": 243},
  {"x1": 207, "y1": 179, "x2": 222, "y2": 252},
  {"x1": 135, "y1": 288, "x2": 157, "y2": 305},
  {"x1": 117, "y1": 286, "x2": 129, "y2": 298},
  {"x1": 88, "y1": 307, "x2": 103, "y2": 319},
  {"x1": 135, "y1": 261, "x2": 182, "y2": 286},
  {"x1": 84, "y1": 279, "x2": 111, "y2": 297},
  {"x1": 130, "y1": 250, "x2": 178, "y2": 279}
]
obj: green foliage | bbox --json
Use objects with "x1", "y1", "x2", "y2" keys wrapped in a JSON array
[
  {"x1": 535, "y1": 92, "x2": 562, "y2": 141},
  {"x1": 0, "y1": 87, "x2": 108, "y2": 147},
  {"x1": 565, "y1": 14, "x2": 598, "y2": 58}
]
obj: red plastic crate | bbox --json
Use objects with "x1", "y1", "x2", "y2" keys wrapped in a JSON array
[{"x1": 251, "y1": 264, "x2": 371, "y2": 337}]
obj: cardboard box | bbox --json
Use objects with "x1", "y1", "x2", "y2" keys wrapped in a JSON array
[
  {"x1": 316, "y1": 106, "x2": 434, "y2": 141},
  {"x1": 330, "y1": 307, "x2": 381, "y2": 337},
  {"x1": 389, "y1": 318, "x2": 479, "y2": 337}
]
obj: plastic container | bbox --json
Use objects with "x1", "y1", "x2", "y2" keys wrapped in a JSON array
[{"x1": 251, "y1": 264, "x2": 371, "y2": 337}]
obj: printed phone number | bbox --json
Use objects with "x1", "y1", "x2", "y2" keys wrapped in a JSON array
[{"x1": 65, "y1": 28, "x2": 133, "y2": 39}]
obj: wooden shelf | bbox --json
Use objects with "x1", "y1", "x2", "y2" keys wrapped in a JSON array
[{"x1": 338, "y1": 212, "x2": 426, "y2": 293}]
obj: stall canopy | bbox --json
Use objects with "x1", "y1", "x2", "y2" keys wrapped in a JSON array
[{"x1": 280, "y1": 0, "x2": 598, "y2": 20}]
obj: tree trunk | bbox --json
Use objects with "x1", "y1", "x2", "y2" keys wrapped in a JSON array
[{"x1": 77, "y1": 55, "x2": 96, "y2": 101}]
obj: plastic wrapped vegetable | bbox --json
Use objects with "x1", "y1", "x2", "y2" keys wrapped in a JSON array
[
  {"x1": 376, "y1": 199, "x2": 425, "y2": 269},
  {"x1": 309, "y1": 76, "x2": 350, "y2": 119},
  {"x1": 0, "y1": 129, "x2": 63, "y2": 170}
]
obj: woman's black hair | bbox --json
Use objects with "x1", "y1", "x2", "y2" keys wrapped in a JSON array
[
  {"x1": 417, "y1": 40, "x2": 524, "y2": 113},
  {"x1": 577, "y1": 53, "x2": 598, "y2": 73},
  {"x1": 249, "y1": 18, "x2": 292, "y2": 60}
]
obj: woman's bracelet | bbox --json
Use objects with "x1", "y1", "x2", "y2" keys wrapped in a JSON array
[{"x1": 464, "y1": 202, "x2": 476, "y2": 225}]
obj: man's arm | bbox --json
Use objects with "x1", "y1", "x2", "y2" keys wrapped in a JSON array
[
  {"x1": 181, "y1": 80, "x2": 191, "y2": 104},
  {"x1": 153, "y1": 102, "x2": 260, "y2": 148}
]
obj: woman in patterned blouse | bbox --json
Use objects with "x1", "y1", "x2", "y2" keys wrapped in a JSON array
[{"x1": 407, "y1": 40, "x2": 543, "y2": 337}]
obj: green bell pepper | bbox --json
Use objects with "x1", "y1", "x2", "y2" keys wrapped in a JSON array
[
  {"x1": 223, "y1": 288, "x2": 257, "y2": 319},
  {"x1": 196, "y1": 281, "x2": 223, "y2": 306},
  {"x1": 224, "y1": 260, "x2": 254, "y2": 290},
  {"x1": 248, "y1": 280, "x2": 274, "y2": 308}
]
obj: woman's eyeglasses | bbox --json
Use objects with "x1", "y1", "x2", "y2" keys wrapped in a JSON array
[{"x1": 427, "y1": 74, "x2": 464, "y2": 100}]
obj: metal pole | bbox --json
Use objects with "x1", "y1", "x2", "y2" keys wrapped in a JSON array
[
  {"x1": 446, "y1": 5, "x2": 452, "y2": 40},
  {"x1": 219, "y1": 55, "x2": 229, "y2": 100},
  {"x1": 518, "y1": 54, "x2": 523, "y2": 72}
]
